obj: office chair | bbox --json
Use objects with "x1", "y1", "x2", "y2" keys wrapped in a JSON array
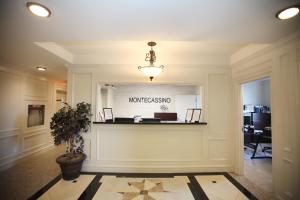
[{"x1": 251, "y1": 113, "x2": 272, "y2": 159}]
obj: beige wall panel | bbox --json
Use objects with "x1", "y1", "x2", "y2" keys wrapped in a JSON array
[
  {"x1": 0, "y1": 134, "x2": 19, "y2": 158},
  {"x1": 24, "y1": 78, "x2": 48, "y2": 99},
  {"x1": 23, "y1": 132, "x2": 50, "y2": 151},
  {"x1": 97, "y1": 125, "x2": 203, "y2": 161},
  {"x1": 73, "y1": 73, "x2": 92, "y2": 104},
  {"x1": 0, "y1": 69, "x2": 55, "y2": 170},
  {"x1": 208, "y1": 73, "x2": 231, "y2": 135},
  {"x1": 208, "y1": 139, "x2": 228, "y2": 161},
  {"x1": 0, "y1": 71, "x2": 22, "y2": 130}
]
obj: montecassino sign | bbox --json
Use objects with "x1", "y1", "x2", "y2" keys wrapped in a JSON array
[{"x1": 129, "y1": 97, "x2": 171, "y2": 104}]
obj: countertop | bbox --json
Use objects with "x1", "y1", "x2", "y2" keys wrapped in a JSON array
[{"x1": 93, "y1": 121, "x2": 207, "y2": 125}]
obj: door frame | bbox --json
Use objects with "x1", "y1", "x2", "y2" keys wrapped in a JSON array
[{"x1": 233, "y1": 72, "x2": 271, "y2": 175}]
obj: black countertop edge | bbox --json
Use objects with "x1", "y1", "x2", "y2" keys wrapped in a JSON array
[{"x1": 93, "y1": 122, "x2": 207, "y2": 125}]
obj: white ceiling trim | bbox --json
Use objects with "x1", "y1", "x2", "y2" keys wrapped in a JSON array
[
  {"x1": 34, "y1": 42, "x2": 74, "y2": 63},
  {"x1": 230, "y1": 44, "x2": 271, "y2": 65},
  {"x1": 36, "y1": 41, "x2": 243, "y2": 66}
]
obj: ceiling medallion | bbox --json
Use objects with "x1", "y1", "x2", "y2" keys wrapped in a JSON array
[{"x1": 138, "y1": 41, "x2": 164, "y2": 81}]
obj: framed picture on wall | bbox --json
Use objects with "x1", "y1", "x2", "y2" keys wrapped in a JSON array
[
  {"x1": 185, "y1": 109, "x2": 194, "y2": 123},
  {"x1": 191, "y1": 108, "x2": 201, "y2": 123},
  {"x1": 27, "y1": 105, "x2": 45, "y2": 127},
  {"x1": 103, "y1": 108, "x2": 113, "y2": 123}
]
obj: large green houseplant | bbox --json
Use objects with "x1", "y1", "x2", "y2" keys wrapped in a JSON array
[{"x1": 50, "y1": 102, "x2": 91, "y2": 180}]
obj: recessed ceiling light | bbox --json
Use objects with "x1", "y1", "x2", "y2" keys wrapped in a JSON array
[
  {"x1": 37, "y1": 66, "x2": 47, "y2": 71},
  {"x1": 276, "y1": 6, "x2": 299, "y2": 20},
  {"x1": 26, "y1": 2, "x2": 51, "y2": 18}
]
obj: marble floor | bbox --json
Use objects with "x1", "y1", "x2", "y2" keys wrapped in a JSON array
[
  {"x1": 38, "y1": 175, "x2": 95, "y2": 200},
  {"x1": 0, "y1": 147, "x2": 272, "y2": 200},
  {"x1": 0, "y1": 146, "x2": 64, "y2": 200},
  {"x1": 196, "y1": 175, "x2": 248, "y2": 200},
  {"x1": 28, "y1": 173, "x2": 257, "y2": 200},
  {"x1": 229, "y1": 148, "x2": 273, "y2": 200},
  {"x1": 244, "y1": 154, "x2": 272, "y2": 194}
]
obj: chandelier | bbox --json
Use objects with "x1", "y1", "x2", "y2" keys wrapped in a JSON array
[{"x1": 138, "y1": 41, "x2": 164, "y2": 81}]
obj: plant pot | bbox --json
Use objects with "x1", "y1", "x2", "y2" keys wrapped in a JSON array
[{"x1": 56, "y1": 153, "x2": 86, "y2": 180}]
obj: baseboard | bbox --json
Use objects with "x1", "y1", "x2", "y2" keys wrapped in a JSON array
[
  {"x1": 0, "y1": 144, "x2": 55, "y2": 171},
  {"x1": 82, "y1": 163, "x2": 234, "y2": 173}
]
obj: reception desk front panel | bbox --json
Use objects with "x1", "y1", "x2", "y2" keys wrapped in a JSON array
[{"x1": 81, "y1": 123, "x2": 233, "y2": 173}]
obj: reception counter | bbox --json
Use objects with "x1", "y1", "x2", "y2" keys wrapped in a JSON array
[
  {"x1": 81, "y1": 122, "x2": 232, "y2": 173},
  {"x1": 93, "y1": 121, "x2": 208, "y2": 125}
]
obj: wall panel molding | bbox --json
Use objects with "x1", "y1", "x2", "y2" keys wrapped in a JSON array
[
  {"x1": 0, "y1": 151, "x2": 19, "y2": 163},
  {"x1": 86, "y1": 124, "x2": 217, "y2": 172},
  {"x1": 23, "y1": 143, "x2": 48, "y2": 153},
  {"x1": 282, "y1": 157, "x2": 293, "y2": 164},
  {"x1": 73, "y1": 73, "x2": 92, "y2": 104},
  {"x1": 208, "y1": 139, "x2": 228, "y2": 161},
  {"x1": 0, "y1": 135, "x2": 19, "y2": 161},
  {"x1": 23, "y1": 132, "x2": 50, "y2": 152},
  {"x1": 0, "y1": 69, "x2": 56, "y2": 171},
  {"x1": 24, "y1": 97, "x2": 48, "y2": 101},
  {"x1": 0, "y1": 128, "x2": 19, "y2": 139},
  {"x1": 68, "y1": 63, "x2": 233, "y2": 173},
  {"x1": 283, "y1": 147, "x2": 292, "y2": 153},
  {"x1": 23, "y1": 128, "x2": 49, "y2": 137},
  {"x1": 0, "y1": 128, "x2": 19, "y2": 133},
  {"x1": 84, "y1": 138, "x2": 91, "y2": 161},
  {"x1": 207, "y1": 137, "x2": 228, "y2": 141},
  {"x1": 96, "y1": 130, "x2": 100, "y2": 161},
  {"x1": 0, "y1": 144, "x2": 54, "y2": 171},
  {"x1": 23, "y1": 131, "x2": 48, "y2": 139}
]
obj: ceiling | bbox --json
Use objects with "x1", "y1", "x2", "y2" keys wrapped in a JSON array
[
  {"x1": 0, "y1": 0, "x2": 300, "y2": 81},
  {"x1": 36, "y1": 41, "x2": 244, "y2": 65}
]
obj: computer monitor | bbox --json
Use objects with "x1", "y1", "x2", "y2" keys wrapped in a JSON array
[
  {"x1": 244, "y1": 115, "x2": 252, "y2": 125},
  {"x1": 142, "y1": 118, "x2": 161, "y2": 123},
  {"x1": 252, "y1": 113, "x2": 271, "y2": 129}
]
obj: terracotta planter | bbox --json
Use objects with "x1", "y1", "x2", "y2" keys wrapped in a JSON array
[{"x1": 56, "y1": 153, "x2": 86, "y2": 180}]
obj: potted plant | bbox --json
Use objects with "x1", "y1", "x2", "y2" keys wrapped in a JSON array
[{"x1": 50, "y1": 102, "x2": 92, "y2": 180}]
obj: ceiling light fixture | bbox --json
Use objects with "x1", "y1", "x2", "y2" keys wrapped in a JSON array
[
  {"x1": 276, "y1": 5, "x2": 299, "y2": 20},
  {"x1": 36, "y1": 66, "x2": 47, "y2": 71},
  {"x1": 26, "y1": 2, "x2": 51, "y2": 18},
  {"x1": 138, "y1": 42, "x2": 164, "y2": 81}
]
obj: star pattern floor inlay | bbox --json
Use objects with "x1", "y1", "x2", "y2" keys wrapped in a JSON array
[
  {"x1": 94, "y1": 176, "x2": 195, "y2": 200},
  {"x1": 118, "y1": 179, "x2": 168, "y2": 200}
]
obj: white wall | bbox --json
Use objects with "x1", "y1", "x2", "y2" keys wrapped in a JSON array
[
  {"x1": 0, "y1": 67, "x2": 57, "y2": 170},
  {"x1": 68, "y1": 64, "x2": 233, "y2": 173},
  {"x1": 175, "y1": 94, "x2": 201, "y2": 121},
  {"x1": 109, "y1": 84, "x2": 199, "y2": 120},
  {"x1": 231, "y1": 31, "x2": 300, "y2": 200},
  {"x1": 242, "y1": 79, "x2": 270, "y2": 106}
]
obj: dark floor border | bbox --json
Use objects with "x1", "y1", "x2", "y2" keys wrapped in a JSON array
[
  {"x1": 27, "y1": 174, "x2": 62, "y2": 200},
  {"x1": 224, "y1": 173, "x2": 258, "y2": 200},
  {"x1": 28, "y1": 172, "x2": 258, "y2": 200},
  {"x1": 78, "y1": 174, "x2": 102, "y2": 200},
  {"x1": 188, "y1": 176, "x2": 209, "y2": 200}
]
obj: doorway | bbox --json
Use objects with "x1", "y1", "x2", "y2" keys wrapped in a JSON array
[
  {"x1": 241, "y1": 77, "x2": 273, "y2": 196},
  {"x1": 55, "y1": 90, "x2": 67, "y2": 111}
]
